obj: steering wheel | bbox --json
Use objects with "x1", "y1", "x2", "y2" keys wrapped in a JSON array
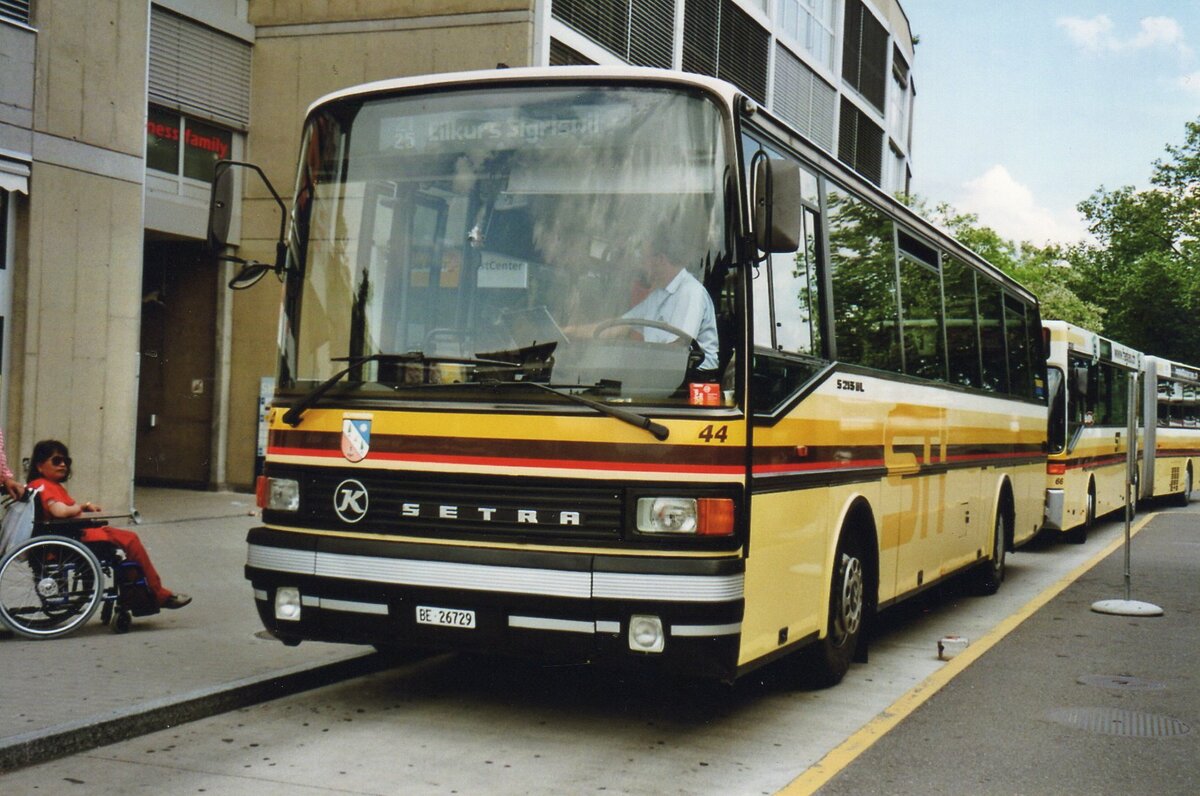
[{"x1": 592, "y1": 317, "x2": 705, "y2": 370}]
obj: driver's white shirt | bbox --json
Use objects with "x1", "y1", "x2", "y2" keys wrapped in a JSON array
[{"x1": 623, "y1": 268, "x2": 719, "y2": 370}]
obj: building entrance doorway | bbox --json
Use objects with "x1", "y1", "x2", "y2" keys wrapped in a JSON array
[{"x1": 136, "y1": 237, "x2": 216, "y2": 488}]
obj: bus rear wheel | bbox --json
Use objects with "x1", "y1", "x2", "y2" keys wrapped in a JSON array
[
  {"x1": 801, "y1": 534, "x2": 866, "y2": 688},
  {"x1": 1172, "y1": 466, "x2": 1193, "y2": 507}
]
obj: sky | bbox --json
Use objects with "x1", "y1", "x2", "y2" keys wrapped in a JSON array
[{"x1": 900, "y1": 0, "x2": 1200, "y2": 246}]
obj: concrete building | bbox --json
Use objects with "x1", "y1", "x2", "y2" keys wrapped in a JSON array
[{"x1": 0, "y1": 0, "x2": 915, "y2": 502}]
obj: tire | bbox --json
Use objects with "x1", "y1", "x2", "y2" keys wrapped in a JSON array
[
  {"x1": 1173, "y1": 466, "x2": 1192, "y2": 508},
  {"x1": 801, "y1": 533, "x2": 867, "y2": 688},
  {"x1": 0, "y1": 536, "x2": 104, "y2": 639},
  {"x1": 972, "y1": 509, "x2": 1006, "y2": 596}
]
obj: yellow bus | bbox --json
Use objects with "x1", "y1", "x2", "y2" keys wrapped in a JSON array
[
  {"x1": 1141, "y1": 356, "x2": 1199, "y2": 506},
  {"x1": 215, "y1": 67, "x2": 1047, "y2": 685},
  {"x1": 1043, "y1": 321, "x2": 1141, "y2": 543}
]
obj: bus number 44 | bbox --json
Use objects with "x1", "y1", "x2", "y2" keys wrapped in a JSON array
[{"x1": 698, "y1": 424, "x2": 729, "y2": 443}]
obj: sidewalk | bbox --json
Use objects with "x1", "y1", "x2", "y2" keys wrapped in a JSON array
[
  {"x1": 0, "y1": 487, "x2": 385, "y2": 771},
  {"x1": 812, "y1": 505, "x2": 1200, "y2": 795}
]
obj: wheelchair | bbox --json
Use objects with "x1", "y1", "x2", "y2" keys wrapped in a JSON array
[{"x1": 0, "y1": 515, "x2": 159, "y2": 640}]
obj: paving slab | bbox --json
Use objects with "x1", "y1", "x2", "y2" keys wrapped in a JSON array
[{"x1": 0, "y1": 487, "x2": 378, "y2": 770}]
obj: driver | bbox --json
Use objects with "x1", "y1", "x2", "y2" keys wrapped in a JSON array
[{"x1": 570, "y1": 238, "x2": 719, "y2": 372}]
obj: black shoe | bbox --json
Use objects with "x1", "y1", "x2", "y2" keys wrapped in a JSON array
[{"x1": 162, "y1": 593, "x2": 192, "y2": 609}]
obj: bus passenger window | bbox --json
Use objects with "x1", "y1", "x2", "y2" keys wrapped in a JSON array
[
  {"x1": 978, "y1": 280, "x2": 1008, "y2": 393},
  {"x1": 942, "y1": 256, "x2": 982, "y2": 388},
  {"x1": 827, "y1": 185, "x2": 901, "y2": 373},
  {"x1": 1004, "y1": 295, "x2": 1032, "y2": 400},
  {"x1": 897, "y1": 231, "x2": 945, "y2": 381}
]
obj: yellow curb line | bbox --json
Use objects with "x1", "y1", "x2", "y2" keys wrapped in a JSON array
[{"x1": 778, "y1": 512, "x2": 1157, "y2": 796}]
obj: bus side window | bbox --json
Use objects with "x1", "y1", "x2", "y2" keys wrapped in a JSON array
[
  {"x1": 896, "y1": 230, "x2": 946, "y2": 381},
  {"x1": 1004, "y1": 294, "x2": 1032, "y2": 400},
  {"x1": 827, "y1": 184, "x2": 901, "y2": 373},
  {"x1": 977, "y1": 279, "x2": 1008, "y2": 393},
  {"x1": 942, "y1": 256, "x2": 982, "y2": 388}
]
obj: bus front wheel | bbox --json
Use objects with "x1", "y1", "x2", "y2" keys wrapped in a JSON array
[
  {"x1": 801, "y1": 533, "x2": 866, "y2": 688},
  {"x1": 972, "y1": 509, "x2": 1006, "y2": 595}
]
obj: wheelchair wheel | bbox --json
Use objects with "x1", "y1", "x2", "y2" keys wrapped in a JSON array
[{"x1": 0, "y1": 535, "x2": 104, "y2": 639}]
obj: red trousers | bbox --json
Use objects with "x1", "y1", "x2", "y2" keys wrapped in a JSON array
[{"x1": 80, "y1": 525, "x2": 171, "y2": 606}]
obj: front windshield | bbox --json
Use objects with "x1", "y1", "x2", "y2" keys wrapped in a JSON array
[{"x1": 281, "y1": 83, "x2": 737, "y2": 407}]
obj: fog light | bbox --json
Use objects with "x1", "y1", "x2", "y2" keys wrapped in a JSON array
[
  {"x1": 628, "y1": 615, "x2": 665, "y2": 653},
  {"x1": 275, "y1": 586, "x2": 301, "y2": 621}
]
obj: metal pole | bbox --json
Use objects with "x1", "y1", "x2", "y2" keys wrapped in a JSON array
[{"x1": 1093, "y1": 364, "x2": 1162, "y2": 616}]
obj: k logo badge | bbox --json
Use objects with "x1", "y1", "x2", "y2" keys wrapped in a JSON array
[
  {"x1": 333, "y1": 479, "x2": 369, "y2": 524},
  {"x1": 341, "y1": 416, "x2": 371, "y2": 463}
]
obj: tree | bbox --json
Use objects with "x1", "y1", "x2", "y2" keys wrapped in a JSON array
[{"x1": 1067, "y1": 117, "x2": 1200, "y2": 361}]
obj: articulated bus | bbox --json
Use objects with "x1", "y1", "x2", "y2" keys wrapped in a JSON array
[
  {"x1": 1141, "y1": 356, "x2": 1200, "y2": 506},
  {"x1": 1043, "y1": 321, "x2": 1141, "y2": 542},
  {"x1": 216, "y1": 67, "x2": 1047, "y2": 685}
]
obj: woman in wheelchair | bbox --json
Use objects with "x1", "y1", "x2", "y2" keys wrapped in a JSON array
[{"x1": 27, "y1": 440, "x2": 190, "y2": 610}]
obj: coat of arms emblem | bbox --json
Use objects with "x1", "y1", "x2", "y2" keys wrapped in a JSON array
[{"x1": 341, "y1": 416, "x2": 371, "y2": 462}]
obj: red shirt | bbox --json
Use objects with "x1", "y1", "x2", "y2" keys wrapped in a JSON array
[{"x1": 28, "y1": 478, "x2": 78, "y2": 515}]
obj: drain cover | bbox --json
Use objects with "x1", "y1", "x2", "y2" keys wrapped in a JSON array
[
  {"x1": 1077, "y1": 674, "x2": 1167, "y2": 692},
  {"x1": 1047, "y1": 707, "x2": 1191, "y2": 737}
]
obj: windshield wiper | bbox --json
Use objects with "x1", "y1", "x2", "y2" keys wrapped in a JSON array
[
  {"x1": 281, "y1": 352, "x2": 515, "y2": 427},
  {"x1": 481, "y1": 380, "x2": 669, "y2": 441}
]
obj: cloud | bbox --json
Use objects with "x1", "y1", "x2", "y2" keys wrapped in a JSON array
[
  {"x1": 956, "y1": 165, "x2": 1087, "y2": 246},
  {"x1": 1057, "y1": 14, "x2": 1191, "y2": 56},
  {"x1": 1180, "y1": 71, "x2": 1200, "y2": 97}
]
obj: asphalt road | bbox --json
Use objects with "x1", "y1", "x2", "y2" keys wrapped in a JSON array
[{"x1": 0, "y1": 502, "x2": 1192, "y2": 795}]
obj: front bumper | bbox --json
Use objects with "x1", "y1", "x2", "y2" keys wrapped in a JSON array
[
  {"x1": 1043, "y1": 488, "x2": 1065, "y2": 531},
  {"x1": 245, "y1": 527, "x2": 745, "y2": 680}
]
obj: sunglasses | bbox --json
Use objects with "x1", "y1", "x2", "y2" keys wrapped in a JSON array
[{"x1": 49, "y1": 455, "x2": 72, "y2": 467}]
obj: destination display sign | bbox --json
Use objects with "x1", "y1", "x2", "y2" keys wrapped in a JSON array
[{"x1": 380, "y1": 104, "x2": 633, "y2": 152}]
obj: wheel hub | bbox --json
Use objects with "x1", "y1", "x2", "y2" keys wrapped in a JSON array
[
  {"x1": 835, "y1": 554, "x2": 864, "y2": 641},
  {"x1": 36, "y1": 577, "x2": 60, "y2": 598}
]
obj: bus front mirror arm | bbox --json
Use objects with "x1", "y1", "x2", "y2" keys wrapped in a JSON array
[{"x1": 207, "y1": 159, "x2": 290, "y2": 289}]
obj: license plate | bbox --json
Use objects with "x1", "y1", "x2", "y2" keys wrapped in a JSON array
[{"x1": 416, "y1": 605, "x2": 476, "y2": 629}]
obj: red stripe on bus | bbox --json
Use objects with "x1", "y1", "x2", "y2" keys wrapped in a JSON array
[{"x1": 266, "y1": 446, "x2": 744, "y2": 475}]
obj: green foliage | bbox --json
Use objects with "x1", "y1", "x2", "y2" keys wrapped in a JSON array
[{"x1": 1066, "y1": 117, "x2": 1200, "y2": 362}]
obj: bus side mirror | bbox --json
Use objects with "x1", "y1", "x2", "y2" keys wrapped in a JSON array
[
  {"x1": 1071, "y1": 363, "x2": 1090, "y2": 397},
  {"x1": 753, "y1": 158, "x2": 802, "y2": 254},
  {"x1": 206, "y1": 159, "x2": 289, "y2": 290},
  {"x1": 207, "y1": 162, "x2": 235, "y2": 252}
]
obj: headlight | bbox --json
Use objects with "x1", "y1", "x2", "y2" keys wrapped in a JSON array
[
  {"x1": 636, "y1": 497, "x2": 734, "y2": 536},
  {"x1": 257, "y1": 476, "x2": 300, "y2": 511}
]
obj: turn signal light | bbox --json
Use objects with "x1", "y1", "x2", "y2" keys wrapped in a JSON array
[
  {"x1": 697, "y1": 498, "x2": 735, "y2": 536},
  {"x1": 1047, "y1": 462, "x2": 1067, "y2": 476}
]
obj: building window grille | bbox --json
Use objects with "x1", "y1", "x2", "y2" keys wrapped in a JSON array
[
  {"x1": 0, "y1": 0, "x2": 31, "y2": 25},
  {"x1": 683, "y1": 0, "x2": 769, "y2": 103},
  {"x1": 774, "y1": 43, "x2": 836, "y2": 151},
  {"x1": 549, "y1": 38, "x2": 597, "y2": 66},
  {"x1": 149, "y1": 6, "x2": 252, "y2": 130},
  {"x1": 838, "y1": 97, "x2": 883, "y2": 186},
  {"x1": 841, "y1": 0, "x2": 887, "y2": 113},
  {"x1": 551, "y1": 0, "x2": 674, "y2": 68}
]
